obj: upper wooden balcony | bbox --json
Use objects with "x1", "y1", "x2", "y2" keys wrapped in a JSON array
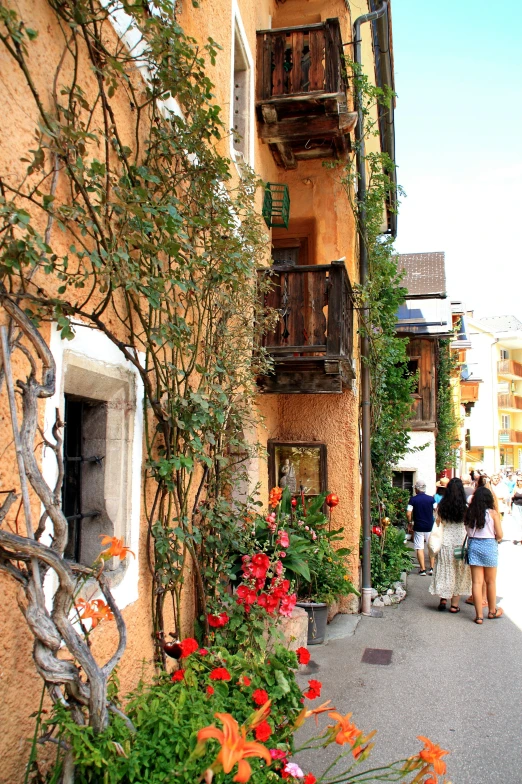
[
  {"x1": 257, "y1": 261, "x2": 354, "y2": 394},
  {"x1": 498, "y1": 393, "x2": 522, "y2": 412},
  {"x1": 256, "y1": 19, "x2": 357, "y2": 169},
  {"x1": 498, "y1": 359, "x2": 522, "y2": 380},
  {"x1": 460, "y1": 380, "x2": 480, "y2": 404}
]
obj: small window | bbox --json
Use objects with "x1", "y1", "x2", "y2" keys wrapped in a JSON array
[
  {"x1": 500, "y1": 349, "x2": 510, "y2": 360},
  {"x1": 501, "y1": 414, "x2": 511, "y2": 430},
  {"x1": 392, "y1": 471, "x2": 414, "y2": 494},
  {"x1": 63, "y1": 395, "x2": 110, "y2": 565},
  {"x1": 232, "y1": 22, "x2": 251, "y2": 165}
]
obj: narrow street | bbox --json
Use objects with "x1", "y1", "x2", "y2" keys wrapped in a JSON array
[{"x1": 296, "y1": 516, "x2": 522, "y2": 783}]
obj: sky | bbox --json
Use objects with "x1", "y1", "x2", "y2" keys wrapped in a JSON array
[{"x1": 391, "y1": 0, "x2": 522, "y2": 320}]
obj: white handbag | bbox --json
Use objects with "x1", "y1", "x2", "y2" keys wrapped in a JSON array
[{"x1": 428, "y1": 521, "x2": 444, "y2": 557}]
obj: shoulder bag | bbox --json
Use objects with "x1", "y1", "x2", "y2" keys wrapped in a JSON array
[
  {"x1": 428, "y1": 521, "x2": 444, "y2": 557},
  {"x1": 454, "y1": 533, "x2": 470, "y2": 562}
]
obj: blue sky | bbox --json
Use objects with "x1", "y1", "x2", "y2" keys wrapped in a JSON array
[{"x1": 392, "y1": 0, "x2": 522, "y2": 319}]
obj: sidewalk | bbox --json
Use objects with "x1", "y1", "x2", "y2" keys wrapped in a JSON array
[{"x1": 295, "y1": 522, "x2": 522, "y2": 783}]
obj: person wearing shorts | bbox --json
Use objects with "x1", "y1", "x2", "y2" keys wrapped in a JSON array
[{"x1": 407, "y1": 480, "x2": 437, "y2": 576}]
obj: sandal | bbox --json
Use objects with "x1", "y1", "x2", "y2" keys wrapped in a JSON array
[
  {"x1": 474, "y1": 617, "x2": 483, "y2": 624},
  {"x1": 438, "y1": 599, "x2": 447, "y2": 611},
  {"x1": 487, "y1": 607, "x2": 504, "y2": 619},
  {"x1": 449, "y1": 606, "x2": 460, "y2": 613}
]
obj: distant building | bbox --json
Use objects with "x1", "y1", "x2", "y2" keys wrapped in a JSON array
[
  {"x1": 466, "y1": 315, "x2": 522, "y2": 473},
  {"x1": 393, "y1": 252, "x2": 453, "y2": 495}
]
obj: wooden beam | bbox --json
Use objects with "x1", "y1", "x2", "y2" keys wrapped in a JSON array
[
  {"x1": 260, "y1": 115, "x2": 346, "y2": 143},
  {"x1": 261, "y1": 104, "x2": 278, "y2": 123},
  {"x1": 276, "y1": 143, "x2": 297, "y2": 169}
]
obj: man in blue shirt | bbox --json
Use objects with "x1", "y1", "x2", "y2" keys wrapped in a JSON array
[{"x1": 407, "y1": 480, "x2": 437, "y2": 576}]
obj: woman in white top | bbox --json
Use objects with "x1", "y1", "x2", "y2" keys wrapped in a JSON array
[{"x1": 464, "y1": 486, "x2": 503, "y2": 624}]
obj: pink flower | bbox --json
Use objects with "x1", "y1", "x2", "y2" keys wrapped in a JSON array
[
  {"x1": 283, "y1": 762, "x2": 304, "y2": 778},
  {"x1": 270, "y1": 749, "x2": 288, "y2": 760},
  {"x1": 277, "y1": 531, "x2": 290, "y2": 548},
  {"x1": 275, "y1": 560, "x2": 284, "y2": 575},
  {"x1": 279, "y1": 593, "x2": 297, "y2": 617}
]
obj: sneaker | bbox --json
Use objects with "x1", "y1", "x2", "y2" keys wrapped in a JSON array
[
  {"x1": 419, "y1": 570, "x2": 427, "y2": 576},
  {"x1": 427, "y1": 568, "x2": 433, "y2": 576}
]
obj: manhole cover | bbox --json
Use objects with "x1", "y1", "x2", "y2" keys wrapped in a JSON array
[{"x1": 361, "y1": 648, "x2": 392, "y2": 665}]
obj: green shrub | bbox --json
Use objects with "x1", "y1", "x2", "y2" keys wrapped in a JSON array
[{"x1": 370, "y1": 525, "x2": 414, "y2": 593}]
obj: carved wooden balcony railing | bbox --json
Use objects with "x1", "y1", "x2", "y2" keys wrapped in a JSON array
[
  {"x1": 257, "y1": 261, "x2": 354, "y2": 394},
  {"x1": 460, "y1": 380, "x2": 480, "y2": 404},
  {"x1": 498, "y1": 393, "x2": 522, "y2": 411},
  {"x1": 498, "y1": 359, "x2": 522, "y2": 379},
  {"x1": 256, "y1": 19, "x2": 357, "y2": 169}
]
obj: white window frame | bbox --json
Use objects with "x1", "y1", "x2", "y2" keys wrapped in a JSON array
[
  {"x1": 42, "y1": 323, "x2": 144, "y2": 612},
  {"x1": 501, "y1": 414, "x2": 511, "y2": 430},
  {"x1": 230, "y1": 1, "x2": 255, "y2": 169}
]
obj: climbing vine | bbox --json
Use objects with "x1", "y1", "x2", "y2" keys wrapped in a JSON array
[
  {"x1": 341, "y1": 60, "x2": 416, "y2": 507},
  {"x1": 435, "y1": 338, "x2": 460, "y2": 473}
]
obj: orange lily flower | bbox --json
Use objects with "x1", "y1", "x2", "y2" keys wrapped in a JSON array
[
  {"x1": 268, "y1": 487, "x2": 283, "y2": 507},
  {"x1": 100, "y1": 535, "x2": 135, "y2": 560},
  {"x1": 293, "y1": 700, "x2": 332, "y2": 728},
  {"x1": 197, "y1": 712, "x2": 272, "y2": 783},
  {"x1": 328, "y1": 711, "x2": 362, "y2": 747},
  {"x1": 75, "y1": 598, "x2": 114, "y2": 628},
  {"x1": 417, "y1": 736, "x2": 448, "y2": 775}
]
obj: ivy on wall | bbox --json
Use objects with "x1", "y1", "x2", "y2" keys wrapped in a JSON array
[{"x1": 436, "y1": 338, "x2": 460, "y2": 473}]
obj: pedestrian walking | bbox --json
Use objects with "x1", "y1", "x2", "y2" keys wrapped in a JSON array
[
  {"x1": 491, "y1": 474, "x2": 510, "y2": 518},
  {"x1": 429, "y1": 478, "x2": 471, "y2": 612},
  {"x1": 407, "y1": 480, "x2": 436, "y2": 576},
  {"x1": 464, "y1": 486, "x2": 504, "y2": 624}
]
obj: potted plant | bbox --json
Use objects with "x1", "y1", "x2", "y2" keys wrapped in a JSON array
[{"x1": 292, "y1": 494, "x2": 359, "y2": 644}]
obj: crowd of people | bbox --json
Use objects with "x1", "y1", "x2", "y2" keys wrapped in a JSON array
[{"x1": 406, "y1": 469, "x2": 521, "y2": 624}]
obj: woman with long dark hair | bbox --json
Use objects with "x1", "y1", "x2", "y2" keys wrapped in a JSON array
[
  {"x1": 429, "y1": 478, "x2": 471, "y2": 612},
  {"x1": 464, "y1": 486, "x2": 503, "y2": 624}
]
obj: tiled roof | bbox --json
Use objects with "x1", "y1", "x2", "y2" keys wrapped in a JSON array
[
  {"x1": 397, "y1": 252, "x2": 446, "y2": 296},
  {"x1": 479, "y1": 315, "x2": 522, "y2": 333}
]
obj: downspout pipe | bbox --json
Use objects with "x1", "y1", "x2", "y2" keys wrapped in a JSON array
[{"x1": 353, "y1": 1, "x2": 389, "y2": 616}]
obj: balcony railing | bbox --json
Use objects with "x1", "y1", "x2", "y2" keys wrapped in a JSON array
[
  {"x1": 499, "y1": 429, "x2": 522, "y2": 444},
  {"x1": 460, "y1": 380, "x2": 479, "y2": 404},
  {"x1": 498, "y1": 359, "x2": 522, "y2": 379},
  {"x1": 256, "y1": 19, "x2": 356, "y2": 168},
  {"x1": 257, "y1": 261, "x2": 353, "y2": 393},
  {"x1": 498, "y1": 393, "x2": 522, "y2": 411},
  {"x1": 256, "y1": 20, "x2": 346, "y2": 101}
]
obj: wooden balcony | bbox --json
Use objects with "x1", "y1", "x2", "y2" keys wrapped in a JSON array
[
  {"x1": 256, "y1": 19, "x2": 357, "y2": 169},
  {"x1": 499, "y1": 429, "x2": 522, "y2": 444},
  {"x1": 257, "y1": 261, "x2": 354, "y2": 394},
  {"x1": 498, "y1": 393, "x2": 522, "y2": 411},
  {"x1": 498, "y1": 359, "x2": 522, "y2": 379}
]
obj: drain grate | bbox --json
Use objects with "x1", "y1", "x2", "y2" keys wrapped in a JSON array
[{"x1": 361, "y1": 648, "x2": 393, "y2": 665}]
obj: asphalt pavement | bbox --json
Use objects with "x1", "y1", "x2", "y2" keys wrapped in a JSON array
[{"x1": 295, "y1": 514, "x2": 522, "y2": 783}]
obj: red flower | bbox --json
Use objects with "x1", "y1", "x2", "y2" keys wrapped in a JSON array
[
  {"x1": 277, "y1": 531, "x2": 290, "y2": 548},
  {"x1": 251, "y1": 552, "x2": 270, "y2": 578},
  {"x1": 179, "y1": 637, "x2": 199, "y2": 658},
  {"x1": 304, "y1": 775, "x2": 317, "y2": 784},
  {"x1": 239, "y1": 675, "x2": 251, "y2": 687},
  {"x1": 304, "y1": 679, "x2": 322, "y2": 700},
  {"x1": 271, "y1": 578, "x2": 290, "y2": 599},
  {"x1": 254, "y1": 720, "x2": 272, "y2": 742},
  {"x1": 291, "y1": 498, "x2": 297, "y2": 508},
  {"x1": 275, "y1": 560, "x2": 283, "y2": 576},
  {"x1": 257, "y1": 593, "x2": 279, "y2": 614},
  {"x1": 199, "y1": 648, "x2": 209, "y2": 656},
  {"x1": 269, "y1": 749, "x2": 287, "y2": 761},
  {"x1": 206, "y1": 685, "x2": 215, "y2": 695},
  {"x1": 171, "y1": 669, "x2": 185, "y2": 682},
  {"x1": 372, "y1": 525, "x2": 382, "y2": 537},
  {"x1": 237, "y1": 585, "x2": 258, "y2": 605},
  {"x1": 279, "y1": 593, "x2": 297, "y2": 617},
  {"x1": 296, "y1": 647, "x2": 310, "y2": 665},
  {"x1": 207, "y1": 612, "x2": 229, "y2": 628},
  {"x1": 210, "y1": 667, "x2": 231, "y2": 681},
  {"x1": 253, "y1": 688, "x2": 269, "y2": 706}
]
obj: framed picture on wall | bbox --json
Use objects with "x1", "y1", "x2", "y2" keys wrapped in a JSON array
[{"x1": 268, "y1": 441, "x2": 327, "y2": 499}]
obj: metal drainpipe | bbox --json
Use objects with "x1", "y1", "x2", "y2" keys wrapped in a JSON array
[{"x1": 353, "y1": 1, "x2": 389, "y2": 616}]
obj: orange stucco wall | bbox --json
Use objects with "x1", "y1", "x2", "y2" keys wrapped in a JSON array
[{"x1": 0, "y1": 0, "x2": 380, "y2": 778}]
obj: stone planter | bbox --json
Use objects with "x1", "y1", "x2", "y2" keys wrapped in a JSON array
[{"x1": 296, "y1": 601, "x2": 328, "y2": 645}]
